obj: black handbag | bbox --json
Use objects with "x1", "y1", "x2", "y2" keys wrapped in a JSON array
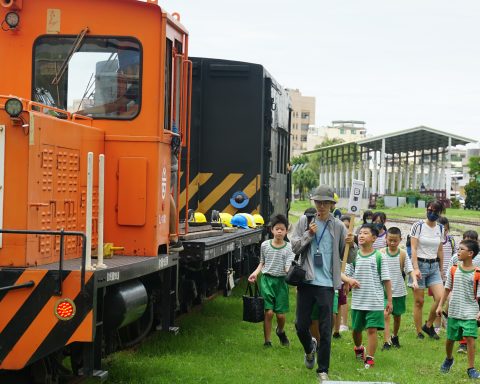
[
  {"x1": 242, "y1": 282, "x2": 264, "y2": 323},
  {"x1": 285, "y1": 254, "x2": 306, "y2": 286}
]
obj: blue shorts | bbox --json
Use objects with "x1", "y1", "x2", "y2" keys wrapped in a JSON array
[{"x1": 411, "y1": 259, "x2": 442, "y2": 289}]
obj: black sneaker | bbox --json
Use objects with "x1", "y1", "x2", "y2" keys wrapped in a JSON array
[
  {"x1": 440, "y1": 357, "x2": 454, "y2": 373},
  {"x1": 382, "y1": 341, "x2": 391, "y2": 351},
  {"x1": 422, "y1": 323, "x2": 440, "y2": 340},
  {"x1": 332, "y1": 332, "x2": 341, "y2": 339},
  {"x1": 391, "y1": 335, "x2": 401, "y2": 348},
  {"x1": 417, "y1": 332, "x2": 425, "y2": 340},
  {"x1": 169, "y1": 240, "x2": 184, "y2": 253},
  {"x1": 264, "y1": 341, "x2": 272, "y2": 347},
  {"x1": 275, "y1": 327, "x2": 290, "y2": 346}
]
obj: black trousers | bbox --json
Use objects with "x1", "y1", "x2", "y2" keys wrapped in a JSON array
[{"x1": 295, "y1": 284, "x2": 334, "y2": 373}]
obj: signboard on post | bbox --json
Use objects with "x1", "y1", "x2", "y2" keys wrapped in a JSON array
[
  {"x1": 347, "y1": 179, "x2": 365, "y2": 215},
  {"x1": 341, "y1": 180, "x2": 365, "y2": 272}
]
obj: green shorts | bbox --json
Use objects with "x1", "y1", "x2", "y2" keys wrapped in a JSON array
[
  {"x1": 260, "y1": 274, "x2": 289, "y2": 314},
  {"x1": 351, "y1": 309, "x2": 385, "y2": 331},
  {"x1": 311, "y1": 291, "x2": 339, "y2": 320},
  {"x1": 384, "y1": 296, "x2": 406, "y2": 317},
  {"x1": 447, "y1": 318, "x2": 478, "y2": 341},
  {"x1": 333, "y1": 291, "x2": 339, "y2": 315}
]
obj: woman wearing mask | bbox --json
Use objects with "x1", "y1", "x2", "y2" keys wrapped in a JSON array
[
  {"x1": 410, "y1": 200, "x2": 445, "y2": 340},
  {"x1": 362, "y1": 210, "x2": 373, "y2": 224},
  {"x1": 372, "y1": 212, "x2": 387, "y2": 249},
  {"x1": 355, "y1": 210, "x2": 373, "y2": 235}
]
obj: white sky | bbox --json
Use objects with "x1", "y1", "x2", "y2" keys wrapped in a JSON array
[{"x1": 159, "y1": 0, "x2": 480, "y2": 143}]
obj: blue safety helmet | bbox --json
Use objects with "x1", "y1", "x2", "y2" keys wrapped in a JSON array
[
  {"x1": 230, "y1": 191, "x2": 249, "y2": 209},
  {"x1": 230, "y1": 213, "x2": 249, "y2": 229}
]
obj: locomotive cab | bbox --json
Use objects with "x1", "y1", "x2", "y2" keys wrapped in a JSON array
[{"x1": 0, "y1": 0, "x2": 190, "y2": 381}]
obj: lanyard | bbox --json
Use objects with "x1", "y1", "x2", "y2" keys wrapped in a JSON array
[{"x1": 315, "y1": 220, "x2": 329, "y2": 251}]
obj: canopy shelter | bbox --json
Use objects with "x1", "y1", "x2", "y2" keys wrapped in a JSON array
[{"x1": 304, "y1": 126, "x2": 476, "y2": 198}]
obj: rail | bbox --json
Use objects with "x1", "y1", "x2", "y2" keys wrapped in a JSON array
[
  {"x1": 387, "y1": 217, "x2": 480, "y2": 227},
  {"x1": 0, "y1": 228, "x2": 87, "y2": 295}
]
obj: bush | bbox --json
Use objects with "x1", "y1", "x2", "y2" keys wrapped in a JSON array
[
  {"x1": 450, "y1": 198, "x2": 461, "y2": 209},
  {"x1": 376, "y1": 196, "x2": 385, "y2": 209},
  {"x1": 396, "y1": 189, "x2": 435, "y2": 203}
]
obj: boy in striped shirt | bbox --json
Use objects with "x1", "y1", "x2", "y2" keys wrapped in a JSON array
[
  {"x1": 381, "y1": 227, "x2": 418, "y2": 350},
  {"x1": 445, "y1": 230, "x2": 478, "y2": 354},
  {"x1": 437, "y1": 239, "x2": 480, "y2": 379},
  {"x1": 248, "y1": 214, "x2": 295, "y2": 347},
  {"x1": 345, "y1": 223, "x2": 393, "y2": 369}
]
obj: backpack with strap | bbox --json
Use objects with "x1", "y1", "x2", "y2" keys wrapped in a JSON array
[
  {"x1": 377, "y1": 247, "x2": 407, "y2": 275},
  {"x1": 447, "y1": 235, "x2": 456, "y2": 257},
  {"x1": 399, "y1": 249, "x2": 406, "y2": 273},
  {"x1": 381, "y1": 248, "x2": 406, "y2": 278},
  {"x1": 450, "y1": 265, "x2": 480, "y2": 299},
  {"x1": 353, "y1": 250, "x2": 382, "y2": 277},
  {"x1": 414, "y1": 221, "x2": 444, "y2": 237}
]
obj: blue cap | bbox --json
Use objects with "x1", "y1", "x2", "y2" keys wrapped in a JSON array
[
  {"x1": 230, "y1": 191, "x2": 249, "y2": 209},
  {"x1": 231, "y1": 214, "x2": 249, "y2": 229}
]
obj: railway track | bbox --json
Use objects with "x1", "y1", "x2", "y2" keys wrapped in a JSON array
[{"x1": 389, "y1": 217, "x2": 480, "y2": 227}]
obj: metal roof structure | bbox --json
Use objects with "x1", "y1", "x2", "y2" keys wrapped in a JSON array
[
  {"x1": 291, "y1": 163, "x2": 307, "y2": 172},
  {"x1": 304, "y1": 125, "x2": 476, "y2": 155}
]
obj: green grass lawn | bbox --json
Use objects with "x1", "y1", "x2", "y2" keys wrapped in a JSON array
[{"x1": 105, "y1": 281, "x2": 476, "y2": 384}]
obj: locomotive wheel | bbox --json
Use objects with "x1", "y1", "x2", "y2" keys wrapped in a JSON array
[{"x1": 30, "y1": 354, "x2": 71, "y2": 384}]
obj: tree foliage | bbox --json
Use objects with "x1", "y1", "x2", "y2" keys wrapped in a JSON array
[
  {"x1": 465, "y1": 179, "x2": 480, "y2": 210},
  {"x1": 309, "y1": 138, "x2": 344, "y2": 168},
  {"x1": 468, "y1": 156, "x2": 480, "y2": 178},
  {"x1": 291, "y1": 154, "x2": 308, "y2": 165},
  {"x1": 315, "y1": 138, "x2": 344, "y2": 148},
  {"x1": 464, "y1": 156, "x2": 480, "y2": 210},
  {"x1": 292, "y1": 167, "x2": 318, "y2": 200}
]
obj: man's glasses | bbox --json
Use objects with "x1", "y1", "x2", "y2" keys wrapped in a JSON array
[{"x1": 313, "y1": 201, "x2": 331, "y2": 206}]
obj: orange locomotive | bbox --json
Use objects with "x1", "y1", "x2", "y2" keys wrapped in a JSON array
[{"x1": 0, "y1": 0, "x2": 190, "y2": 381}]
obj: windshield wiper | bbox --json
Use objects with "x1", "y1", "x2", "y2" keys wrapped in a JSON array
[{"x1": 51, "y1": 27, "x2": 89, "y2": 86}]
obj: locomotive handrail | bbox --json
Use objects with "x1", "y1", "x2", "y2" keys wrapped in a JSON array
[
  {"x1": 0, "y1": 280, "x2": 35, "y2": 293},
  {"x1": 0, "y1": 228, "x2": 87, "y2": 296},
  {"x1": 0, "y1": 95, "x2": 93, "y2": 126},
  {"x1": 182, "y1": 59, "x2": 193, "y2": 235}
]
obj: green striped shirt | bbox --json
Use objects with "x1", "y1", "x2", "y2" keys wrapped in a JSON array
[
  {"x1": 346, "y1": 249, "x2": 391, "y2": 311},
  {"x1": 260, "y1": 240, "x2": 295, "y2": 277},
  {"x1": 445, "y1": 265, "x2": 480, "y2": 320},
  {"x1": 382, "y1": 248, "x2": 413, "y2": 297}
]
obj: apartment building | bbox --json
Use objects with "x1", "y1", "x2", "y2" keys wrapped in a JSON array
[
  {"x1": 305, "y1": 120, "x2": 367, "y2": 151},
  {"x1": 286, "y1": 88, "x2": 315, "y2": 157}
]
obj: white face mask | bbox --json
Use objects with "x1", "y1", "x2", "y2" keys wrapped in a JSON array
[{"x1": 366, "y1": 219, "x2": 373, "y2": 224}]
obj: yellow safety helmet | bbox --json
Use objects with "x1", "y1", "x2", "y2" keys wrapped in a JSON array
[
  {"x1": 189, "y1": 211, "x2": 207, "y2": 223},
  {"x1": 334, "y1": 193, "x2": 339, "y2": 203},
  {"x1": 253, "y1": 214, "x2": 264, "y2": 226},
  {"x1": 239, "y1": 213, "x2": 256, "y2": 228},
  {"x1": 219, "y1": 212, "x2": 233, "y2": 227}
]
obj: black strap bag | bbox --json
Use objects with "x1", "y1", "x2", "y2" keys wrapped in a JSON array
[
  {"x1": 242, "y1": 282, "x2": 264, "y2": 323},
  {"x1": 285, "y1": 254, "x2": 306, "y2": 286}
]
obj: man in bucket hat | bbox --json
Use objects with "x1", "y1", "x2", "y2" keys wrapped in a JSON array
[{"x1": 290, "y1": 184, "x2": 357, "y2": 382}]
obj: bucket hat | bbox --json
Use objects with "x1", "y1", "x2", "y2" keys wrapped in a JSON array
[{"x1": 311, "y1": 185, "x2": 336, "y2": 202}]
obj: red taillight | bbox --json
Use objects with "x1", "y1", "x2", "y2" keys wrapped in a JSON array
[{"x1": 54, "y1": 298, "x2": 76, "y2": 321}]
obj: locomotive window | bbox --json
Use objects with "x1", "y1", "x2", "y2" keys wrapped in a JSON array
[
  {"x1": 33, "y1": 36, "x2": 142, "y2": 120},
  {"x1": 173, "y1": 40, "x2": 183, "y2": 129},
  {"x1": 164, "y1": 39, "x2": 172, "y2": 130}
]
